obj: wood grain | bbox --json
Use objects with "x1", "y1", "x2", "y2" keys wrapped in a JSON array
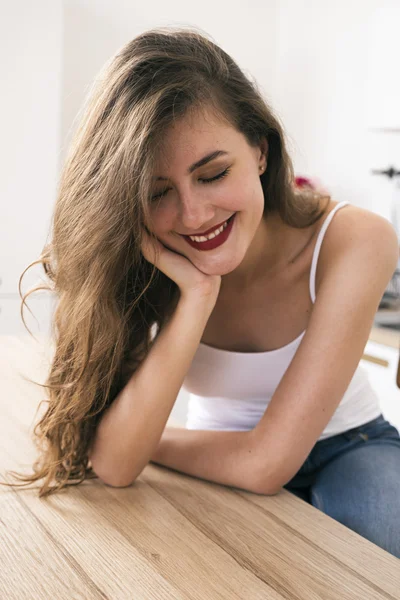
[{"x1": 1, "y1": 334, "x2": 399, "y2": 600}]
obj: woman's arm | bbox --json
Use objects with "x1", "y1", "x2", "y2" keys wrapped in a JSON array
[
  {"x1": 248, "y1": 207, "x2": 399, "y2": 495},
  {"x1": 89, "y1": 296, "x2": 216, "y2": 488},
  {"x1": 149, "y1": 425, "x2": 263, "y2": 494}
]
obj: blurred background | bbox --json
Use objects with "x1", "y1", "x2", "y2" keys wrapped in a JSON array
[{"x1": 1, "y1": 0, "x2": 400, "y2": 425}]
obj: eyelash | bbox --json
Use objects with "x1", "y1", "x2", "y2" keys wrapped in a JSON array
[{"x1": 151, "y1": 167, "x2": 231, "y2": 201}]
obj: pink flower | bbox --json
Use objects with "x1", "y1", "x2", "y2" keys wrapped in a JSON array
[
  {"x1": 294, "y1": 176, "x2": 329, "y2": 195},
  {"x1": 295, "y1": 176, "x2": 313, "y2": 189}
]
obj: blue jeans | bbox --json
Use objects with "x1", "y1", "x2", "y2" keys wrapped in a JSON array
[{"x1": 283, "y1": 414, "x2": 400, "y2": 559}]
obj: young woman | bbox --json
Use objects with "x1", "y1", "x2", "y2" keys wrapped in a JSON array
[{"x1": 3, "y1": 27, "x2": 400, "y2": 558}]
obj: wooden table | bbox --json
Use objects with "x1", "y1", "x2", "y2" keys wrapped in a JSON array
[
  {"x1": 369, "y1": 324, "x2": 400, "y2": 349},
  {"x1": 1, "y1": 335, "x2": 399, "y2": 599}
]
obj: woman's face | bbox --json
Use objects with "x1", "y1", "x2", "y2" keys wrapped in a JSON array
[{"x1": 147, "y1": 107, "x2": 268, "y2": 277}]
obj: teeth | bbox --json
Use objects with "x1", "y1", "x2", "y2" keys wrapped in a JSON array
[{"x1": 189, "y1": 219, "x2": 229, "y2": 242}]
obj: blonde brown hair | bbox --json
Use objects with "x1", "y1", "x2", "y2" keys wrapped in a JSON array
[{"x1": 1, "y1": 26, "x2": 329, "y2": 497}]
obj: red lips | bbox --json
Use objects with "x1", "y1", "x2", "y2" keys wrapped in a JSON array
[{"x1": 181, "y1": 216, "x2": 232, "y2": 237}]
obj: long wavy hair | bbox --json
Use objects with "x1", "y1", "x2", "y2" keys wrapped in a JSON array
[{"x1": 0, "y1": 26, "x2": 330, "y2": 497}]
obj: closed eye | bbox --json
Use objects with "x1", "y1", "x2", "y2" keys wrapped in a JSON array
[{"x1": 151, "y1": 167, "x2": 231, "y2": 201}]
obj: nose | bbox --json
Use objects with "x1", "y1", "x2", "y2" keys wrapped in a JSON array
[{"x1": 177, "y1": 189, "x2": 215, "y2": 233}]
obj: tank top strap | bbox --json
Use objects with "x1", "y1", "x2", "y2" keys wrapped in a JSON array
[{"x1": 309, "y1": 201, "x2": 350, "y2": 303}]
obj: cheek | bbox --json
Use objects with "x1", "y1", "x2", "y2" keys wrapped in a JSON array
[
  {"x1": 149, "y1": 204, "x2": 175, "y2": 235},
  {"x1": 228, "y1": 178, "x2": 262, "y2": 211}
]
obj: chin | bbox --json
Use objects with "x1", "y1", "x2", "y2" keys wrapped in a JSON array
[
  {"x1": 190, "y1": 255, "x2": 242, "y2": 277},
  {"x1": 196, "y1": 265, "x2": 236, "y2": 277}
]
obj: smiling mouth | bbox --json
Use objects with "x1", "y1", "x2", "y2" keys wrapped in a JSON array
[
  {"x1": 179, "y1": 215, "x2": 234, "y2": 238},
  {"x1": 180, "y1": 213, "x2": 236, "y2": 250}
]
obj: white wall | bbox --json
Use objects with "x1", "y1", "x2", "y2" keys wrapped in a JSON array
[
  {"x1": 272, "y1": 0, "x2": 400, "y2": 219},
  {"x1": 0, "y1": 0, "x2": 63, "y2": 335}
]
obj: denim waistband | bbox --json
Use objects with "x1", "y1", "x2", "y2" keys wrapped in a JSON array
[{"x1": 341, "y1": 414, "x2": 385, "y2": 441}]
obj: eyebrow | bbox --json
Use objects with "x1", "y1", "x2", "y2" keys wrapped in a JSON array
[{"x1": 153, "y1": 150, "x2": 229, "y2": 181}]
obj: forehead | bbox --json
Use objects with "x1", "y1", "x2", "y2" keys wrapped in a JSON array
[{"x1": 154, "y1": 108, "x2": 239, "y2": 168}]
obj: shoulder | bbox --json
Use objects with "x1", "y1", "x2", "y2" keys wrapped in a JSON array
[
  {"x1": 315, "y1": 201, "x2": 399, "y2": 292},
  {"x1": 320, "y1": 201, "x2": 397, "y2": 243}
]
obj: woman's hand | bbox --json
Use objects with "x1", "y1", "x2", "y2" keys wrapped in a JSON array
[{"x1": 141, "y1": 227, "x2": 221, "y2": 305}]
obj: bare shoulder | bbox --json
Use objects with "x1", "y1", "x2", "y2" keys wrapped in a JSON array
[
  {"x1": 323, "y1": 202, "x2": 397, "y2": 244},
  {"x1": 316, "y1": 201, "x2": 399, "y2": 286}
]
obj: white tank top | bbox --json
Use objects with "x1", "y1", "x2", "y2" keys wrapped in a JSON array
[{"x1": 182, "y1": 201, "x2": 382, "y2": 440}]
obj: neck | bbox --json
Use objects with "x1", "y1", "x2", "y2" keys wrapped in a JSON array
[
  {"x1": 221, "y1": 211, "x2": 287, "y2": 291},
  {"x1": 221, "y1": 210, "x2": 316, "y2": 293}
]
